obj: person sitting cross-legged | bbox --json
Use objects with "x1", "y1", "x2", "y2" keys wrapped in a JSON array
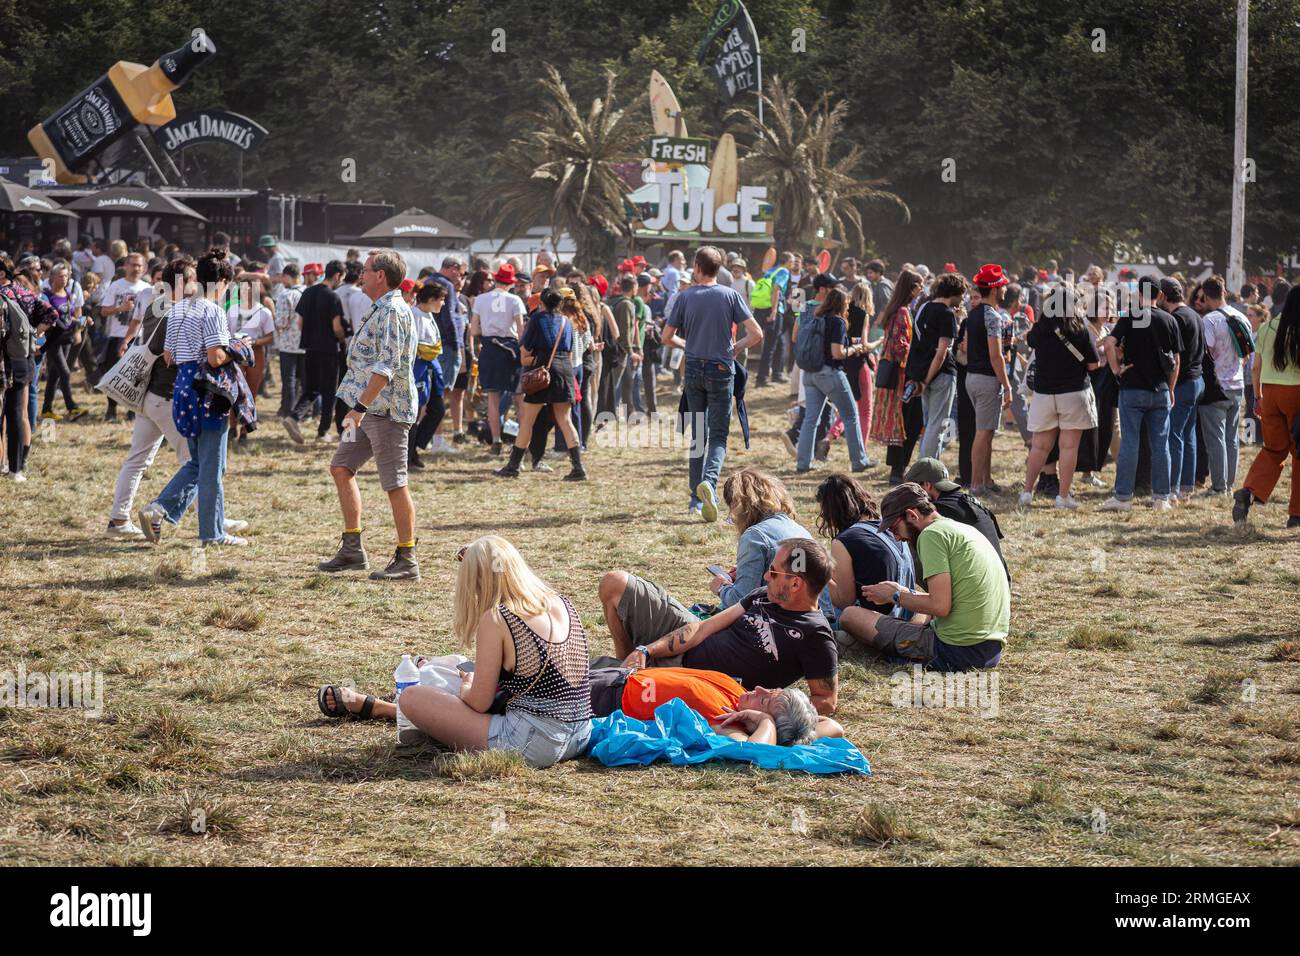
[
  {"x1": 598, "y1": 537, "x2": 839, "y2": 715},
  {"x1": 839, "y1": 482, "x2": 1009, "y2": 672}
]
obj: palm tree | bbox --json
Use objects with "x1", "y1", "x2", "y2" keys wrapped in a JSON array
[
  {"x1": 485, "y1": 65, "x2": 646, "y2": 268},
  {"x1": 726, "y1": 75, "x2": 909, "y2": 253}
]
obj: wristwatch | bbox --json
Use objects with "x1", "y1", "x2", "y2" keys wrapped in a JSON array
[
  {"x1": 352, "y1": 401, "x2": 368, "y2": 414},
  {"x1": 893, "y1": 589, "x2": 912, "y2": 606},
  {"x1": 635, "y1": 644, "x2": 652, "y2": 663}
]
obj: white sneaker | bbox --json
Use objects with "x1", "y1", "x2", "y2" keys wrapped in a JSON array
[
  {"x1": 1054, "y1": 495, "x2": 1081, "y2": 510},
  {"x1": 1098, "y1": 497, "x2": 1131, "y2": 512},
  {"x1": 138, "y1": 503, "x2": 167, "y2": 543},
  {"x1": 205, "y1": 534, "x2": 249, "y2": 547},
  {"x1": 1018, "y1": 491, "x2": 1034, "y2": 507},
  {"x1": 1152, "y1": 498, "x2": 1173, "y2": 512},
  {"x1": 224, "y1": 519, "x2": 249, "y2": 534},
  {"x1": 11, "y1": 471, "x2": 27, "y2": 483},
  {"x1": 280, "y1": 416, "x2": 305, "y2": 445},
  {"x1": 106, "y1": 521, "x2": 145, "y2": 538},
  {"x1": 1083, "y1": 474, "x2": 1107, "y2": 488}
]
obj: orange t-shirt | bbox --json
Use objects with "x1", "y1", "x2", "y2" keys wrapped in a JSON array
[{"x1": 621, "y1": 668, "x2": 742, "y2": 722}]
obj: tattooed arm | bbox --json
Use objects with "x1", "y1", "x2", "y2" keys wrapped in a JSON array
[
  {"x1": 622, "y1": 601, "x2": 745, "y2": 668},
  {"x1": 806, "y1": 676, "x2": 839, "y2": 716}
]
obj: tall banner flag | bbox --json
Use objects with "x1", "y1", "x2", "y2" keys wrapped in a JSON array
[{"x1": 696, "y1": 0, "x2": 761, "y2": 104}]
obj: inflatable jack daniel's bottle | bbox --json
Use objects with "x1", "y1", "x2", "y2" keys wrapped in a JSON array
[{"x1": 28, "y1": 34, "x2": 216, "y2": 184}]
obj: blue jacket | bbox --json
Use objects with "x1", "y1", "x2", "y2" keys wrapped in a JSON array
[{"x1": 718, "y1": 512, "x2": 812, "y2": 609}]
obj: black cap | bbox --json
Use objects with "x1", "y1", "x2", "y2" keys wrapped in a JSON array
[{"x1": 812, "y1": 271, "x2": 840, "y2": 291}]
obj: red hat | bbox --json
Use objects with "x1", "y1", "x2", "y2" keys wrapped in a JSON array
[
  {"x1": 972, "y1": 263, "x2": 1009, "y2": 288},
  {"x1": 631, "y1": 255, "x2": 648, "y2": 267},
  {"x1": 590, "y1": 273, "x2": 609, "y2": 297},
  {"x1": 617, "y1": 258, "x2": 637, "y2": 274},
  {"x1": 303, "y1": 262, "x2": 322, "y2": 274},
  {"x1": 493, "y1": 263, "x2": 517, "y2": 285},
  {"x1": 942, "y1": 262, "x2": 957, "y2": 274},
  {"x1": 1038, "y1": 269, "x2": 1049, "y2": 280},
  {"x1": 399, "y1": 278, "x2": 418, "y2": 293}
]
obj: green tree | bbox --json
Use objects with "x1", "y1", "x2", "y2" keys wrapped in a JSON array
[{"x1": 484, "y1": 65, "x2": 646, "y2": 266}]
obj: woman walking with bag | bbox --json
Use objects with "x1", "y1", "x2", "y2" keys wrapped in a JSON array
[
  {"x1": 1236, "y1": 285, "x2": 1300, "y2": 527},
  {"x1": 39, "y1": 263, "x2": 87, "y2": 422},
  {"x1": 494, "y1": 288, "x2": 586, "y2": 480}
]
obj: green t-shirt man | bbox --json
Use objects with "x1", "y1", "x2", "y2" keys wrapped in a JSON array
[{"x1": 916, "y1": 516, "x2": 1010, "y2": 647}]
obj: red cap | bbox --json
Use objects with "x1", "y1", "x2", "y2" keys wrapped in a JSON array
[
  {"x1": 399, "y1": 278, "x2": 418, "y2": 293},
  {"x1": 303, "y1": 262, "x2": 322, "y2": 274},
  {"x1": 493, "y1": 264, "x2": 517, "y2": 285},
  {"x1": 590, "y1": 274, "x2": 609, "y2": 297},
  {"x1": 972, "y1": 263, "x2": 1009, "y2": 288},
  {"x1": 1038, "y1": 269, "x2": 1049, "y2": 280},
  {"x1": 943, "y1": 262, "x2": 957, "y2": 273}
]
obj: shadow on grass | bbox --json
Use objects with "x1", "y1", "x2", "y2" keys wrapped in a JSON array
[
  {"x1": 1184, "y1": 630, "x2": 1300, "y2": 648},
  {"x1": 24, "y1": 569, "x2": 241, "y2": 591},
  {"x1": 434, "y1": 512, "x2": 639, "y2": 533}
]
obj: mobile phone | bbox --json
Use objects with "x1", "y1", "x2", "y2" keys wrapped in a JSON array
[
  {"x1": 456, "y1": 661, "x2": 475, "y2": 674},
  {"x1": 706, "y1": 564, "x2": 732, "y2": 580}
]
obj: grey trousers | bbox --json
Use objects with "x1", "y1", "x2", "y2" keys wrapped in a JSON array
[
  {"x1": 918, "y1": 372, "x2": 958, "y2": 460},
  {"x1": 1198, "y1": 389, "x2": 1242, "y2": 492}
]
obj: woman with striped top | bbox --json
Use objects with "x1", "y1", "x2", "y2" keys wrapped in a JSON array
[
  {"x1": 398, "y1": 535, "x2": 592, "y2": 768},
  {"x1": 138, "y1": 248, "x2": 248, "y2": 546}
]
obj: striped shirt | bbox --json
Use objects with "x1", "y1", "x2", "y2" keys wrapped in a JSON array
[{"x1": 164, "y1": 298, "x2": 230, "y2": 364}]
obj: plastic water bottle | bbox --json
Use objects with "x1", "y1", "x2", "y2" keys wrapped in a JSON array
[{"x1": 393, "y1": 655, "x2": 420, "y2": 743}]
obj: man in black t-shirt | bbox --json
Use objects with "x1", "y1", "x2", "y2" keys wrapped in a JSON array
[
  {"x1": 283, "y1": 259, "x2": 347, "y2": 444},
  {"x1": 907, "y1": 272, "x2": 965, "y2": 460},
  {"x1": 1100, "y1": 276, "x2": 1183, "y2": 511},
  {"x1": 599, "y1": 538, "x2": 840, "y2": 715},
  {"x1": 1156, "y1": 277, "x2": 1205, "y2": 500}
]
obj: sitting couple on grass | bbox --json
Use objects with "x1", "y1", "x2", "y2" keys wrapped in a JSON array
[
  {"x1": 317, "y1": 536, "x2": 837, "y2": 763},
  {"x1": 826, "y1": 480, "x2": 1010, "y2": 672}
]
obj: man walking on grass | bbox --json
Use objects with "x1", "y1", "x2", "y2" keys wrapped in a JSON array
[
  {"x1": 661, "y1": 246, "x2": 763, "y2": 521},
  {"x1": 318, "y1": 250, "x2": 420, "y2": 581}
]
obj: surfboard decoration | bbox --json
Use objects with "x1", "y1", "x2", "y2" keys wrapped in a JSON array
[
  {"x1": 707, "y1": 132, "x2": 739, "y2": 207},
  {"x1": 817, "y1": 250, "x2": 832, "y2": 273}
]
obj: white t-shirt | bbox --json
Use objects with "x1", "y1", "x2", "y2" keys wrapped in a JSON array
[
  {"x1": 265, "y1": 252, "x2": 286, "y2": 276},
  {"x1": 71, "y1": 249, "x2": 95, "y2": 282},
  {"x1": 92, "y1": 254, "x2": 116, "y2": 286},
  {"x1": 1203, "y1": 307, "x2": 1246, "y2": 392},
  {"x1": 472, "y1": 288, "x2": 526, "y2": 338},
  {"x1": 103, "y1": 277, "x2": 151, "y2": 338},
  {"x1": 273, "y1": 284, "x2": 304, "y2": 353},
  {"x1": 234, "y1": 304, "x2": 275, "y2": 343},
  {"x1": 338, "y1": 283, "x2": 373, "y2": 332},
  {"x1": 414, "y1": 308, "x2": 440, "y2": 347}
]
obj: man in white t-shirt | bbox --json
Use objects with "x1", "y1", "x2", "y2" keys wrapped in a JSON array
[
  {"x1": 336, "y1": 263, "x2": 372, "y2": 337},
  {"x1": 90, "y1": 239, "x2": 116, "y2": 286},
  {"x1": 469, "y1": 264, "x2": 527, "y2": 453},
  {"x1": 100, "y1": 252, "x2": 151, "y2": 421},
  {"x1": 273, "y1": 263, "x2": 306, "y2": 416}
]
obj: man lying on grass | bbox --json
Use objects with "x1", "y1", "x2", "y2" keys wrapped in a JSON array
[
  {"x1": 319, "y1": 666, "x2": 844, "y2": 747},
  {"x1": 598, "y1": 538, "x2": 839, "y2": 715}
]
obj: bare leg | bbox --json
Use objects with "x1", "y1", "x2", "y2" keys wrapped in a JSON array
[
  {"x1": 552, "y1": 402, "x2": 579, "y2": 448},
  {"x1": 487, "y1": 392, "x2": 502, "y2": 443},
  {"x1": 448, "y1": 388, "x2": 464, "y2": 432},
  {"x1": 388, "y1": 485, "x2": 415, "y2": 543},
  {"x1": 324, "y1": 685, "x2": 397, "y2": 721},
  {"x1": 398, "y1": 685, "x2": 492, "y2": 751},
  {"x1": 838, "y1": 605, "x2": 885, "y2": 646},
  {"x1": 1057, "y1": 429, "x2": 1082, "y2": 498},
  {"x1": 512, "y1": 400, "x2": 543, "y2": 450},
  {"x1": 331, "y1": 465, "x2": 361, "y2": 529},
  {"x1": 973, "y1": 429, "x2": 995, "y2": 488},
  {"x1": 1023, "y1": 428, "x2": 1058, "y2": 493},
  {"x1": 599, "y1": 570, "x2": 633, "y2": 658}
]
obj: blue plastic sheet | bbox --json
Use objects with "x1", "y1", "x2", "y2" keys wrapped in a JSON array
[{"x1": 586, "y1": 697, "x2": 870, "y2": 776}]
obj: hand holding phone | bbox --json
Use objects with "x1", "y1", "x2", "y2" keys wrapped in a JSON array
[{"x1": 706, "y1": 564, "x2": 733, "y2": 581}]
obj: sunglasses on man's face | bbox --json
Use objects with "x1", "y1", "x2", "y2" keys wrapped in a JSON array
[{"x1": 765, "y1": 565, "x2": 800, "y2": 578}]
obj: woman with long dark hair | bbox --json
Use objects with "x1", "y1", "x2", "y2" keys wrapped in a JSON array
[
  {"x1": 870, "y1": 269, "x2": 924, "y2": 483},
  {"x1": 1237, "y1": 284, "x2": 1300, "y2": 527},
  {"x1": 793, "y1": 287, "x2": 871, "y2": 472}
]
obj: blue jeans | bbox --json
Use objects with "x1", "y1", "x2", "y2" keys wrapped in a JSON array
[
  {"x1": 1168, "y1": 377, "x2": 1204, "y2": 494},
  {"x1": 1115, "y1": 387, "x2": 1172, "y2": 500},
  {"x1": 27, "y1": 352, "x2": 43, "y2": 430},
  {"x1": 797, "y1": 366, "x2": 868, "y2": 470},
  {"x1": 152, "y1": 422, "x2": 229, "y2": 541},
  {"x1": 683, "y1": 357, "x2": 733, "y2": 504}
]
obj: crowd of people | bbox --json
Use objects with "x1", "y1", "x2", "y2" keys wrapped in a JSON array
[{"x1": 3, "y1": 228, "x2": 1296, "y2": 769}]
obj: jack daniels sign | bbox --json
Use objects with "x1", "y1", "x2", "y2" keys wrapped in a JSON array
[
  {"x1": 696, "y1": 0, "x2": 761, "y2": 101},
  {"x1": 151, "y1": 110, "x2": 268, "y2": 154}
]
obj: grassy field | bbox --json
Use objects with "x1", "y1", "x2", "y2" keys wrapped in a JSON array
[{"x1": 1, "y1": 377, "x2": 1297, "y2": 867}]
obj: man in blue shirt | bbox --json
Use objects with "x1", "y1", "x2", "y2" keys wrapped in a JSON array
[
  {"x1": 662, "y1": 246, "x2": 763, "y2": 521},
  {"x1": 661, "y1": 250, "x2": 686, "y2": 296}
]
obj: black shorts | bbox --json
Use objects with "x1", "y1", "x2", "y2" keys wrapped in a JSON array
[{"x1": 587, "y1": 660, "x2": 633, "y2": 717}]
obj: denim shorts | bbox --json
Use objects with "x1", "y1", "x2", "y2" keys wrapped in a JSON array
[{"x1": 488, "y1": 709, "x2": 592, "y2": 768}]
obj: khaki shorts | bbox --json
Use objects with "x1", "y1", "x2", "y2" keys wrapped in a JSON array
[
  {"x1": 1027, "y1": 387, "x2": 1098, "y2": 432},
  {"x1": 871, "y1": 615, "x2": 940, "y2": 662},
  {"x1": 965, "y1": 372, "x2": 1005, "y2": 431},
  {"x1": 617, "y1": 574, "x2": 696, "y2": 666},
  {"x1": 330, "y1": 414, "x2": 411, "y2": 491}
]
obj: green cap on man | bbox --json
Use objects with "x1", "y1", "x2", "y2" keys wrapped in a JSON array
[{"x1": 904, "y1": 457, "x2": 960, "y2": 493}]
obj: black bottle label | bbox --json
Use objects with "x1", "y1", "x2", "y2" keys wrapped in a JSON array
[{"x1": 42, "y1": 78, "x2": 131, "y2": 169}]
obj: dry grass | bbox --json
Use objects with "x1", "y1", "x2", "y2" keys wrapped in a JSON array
[{"x1": 1, "y1": 380, "x2": 1297, "y2": 866}]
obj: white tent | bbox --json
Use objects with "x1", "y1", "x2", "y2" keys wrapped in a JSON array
[{"x1": 277, "y1": 240, "x2": 464, "y2": 277}]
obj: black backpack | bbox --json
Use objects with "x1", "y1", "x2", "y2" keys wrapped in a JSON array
[{"x1": 2, "y1": 291, "x2": 34, "y2": 363}]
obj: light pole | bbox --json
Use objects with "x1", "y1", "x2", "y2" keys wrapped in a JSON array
[{"x1": 1227, "y1": 0, "x2": 1248, "y2": 294}]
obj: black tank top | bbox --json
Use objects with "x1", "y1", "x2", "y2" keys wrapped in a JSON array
[{"x1": 497, "y1": 595, "x2": 592, "y2": 722}]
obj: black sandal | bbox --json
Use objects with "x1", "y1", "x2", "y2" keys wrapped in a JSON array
[{"x1": 317, "y1": 685, "x2": 376, "y2": 720}]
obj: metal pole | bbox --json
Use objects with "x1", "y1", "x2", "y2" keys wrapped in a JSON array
[
  {"x1": 755, "y1": 53, "x2": 764, "y2": 127},
  {"x1": 135, "y1": 134, "x2": 169, "y2": 186},
  {"x1": 1228, "y1": 0, "x2": 1248, "y2": 294}
]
